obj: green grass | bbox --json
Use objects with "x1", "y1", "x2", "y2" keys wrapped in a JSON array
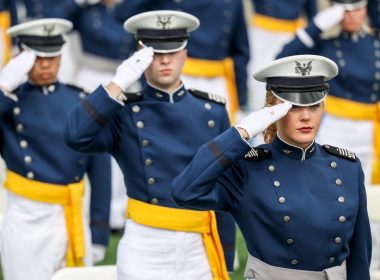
[{"x1": 0, "y1": 230, "x2": 248, "y2": 280}]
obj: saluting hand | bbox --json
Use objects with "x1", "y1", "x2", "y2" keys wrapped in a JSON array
[
  {"x1": 111, "y1": 47, "x2": 154, "y2": 92},
  {"x1": 235, "y1": 102, "x2": 292, "y2": 140},
  {"x1": 313, "y1": 4, "x2": 345, "y2": 32},
  {"x1": 0, "y1": 50, "x2": 36, "y2": 93}
]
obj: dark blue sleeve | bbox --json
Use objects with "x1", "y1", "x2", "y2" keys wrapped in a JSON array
[
  {"x1": 303, "y1": 0, "x2": 317, "y2": 20},
  {"x1": 64, "y1": 85, "x2": 122, "y2": 154},
  {"x1": 276, "y1": 20, "x2": 321, "y2": 58},
  {"x1": 87, "y1": 152, "x2": 112, "y2": 246},
  {"x1": 231, "y1": 1, "x2": 250, "y2": 108},
  {"x1": 171, "y1": 127, "x2": 250, "y2": 212},
  {"x1": 346, "y1": 161, "x2": 371, "y2": 280}
]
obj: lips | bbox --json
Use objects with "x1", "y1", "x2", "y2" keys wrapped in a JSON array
[
  {"x1": 298, "y1": 127, "x2": 312, "y2": 133},
  {"x1": 159, "y1": 69, "x2": 172, "y2": 75}
]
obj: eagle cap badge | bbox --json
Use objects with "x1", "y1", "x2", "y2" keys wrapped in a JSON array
[{"x1": 295, "y1": 60, "x2": 313, "y2": 76}]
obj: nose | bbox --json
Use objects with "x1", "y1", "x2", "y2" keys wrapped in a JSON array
[
  {"x1": 159, "y1": 53, "x2": 170, "y2": 64},
  {"x1": 39, "y1": 58, "x2": 51, "y2": 68},
  {"x1": 300, "y1": 107, "x2": 312, "y2": 121}
]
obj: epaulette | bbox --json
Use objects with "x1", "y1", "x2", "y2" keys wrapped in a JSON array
[
  {"x1": 323, "y1": 144, "x2": 357, "y2": 161},
  {"x1": 244, "y1": 147, "x2": 272, "y2": 161},
  {"x1": 122, "y1": 91, "x2": 143, "y2": 103},
  {"x1": 67, "y1": 84, "x2": 87, "y2": 94},
  {"x1": 188, "y1": 88, "x2": 226, "y2": 105},
  {"x1": 66, "y1": 84, "x2": 89, "y2": 99}
]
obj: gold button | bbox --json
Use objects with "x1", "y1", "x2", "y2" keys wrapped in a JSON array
[
  {"x1": 339, "y1": 216, "x2": 346, "y2": 223},
  {"x1": 204, "y1": 103, "x2": 212, "y2": 110},
  {"x1": 132, "y1": 105, "x2": 140, "y2": 113},
  {"x1": 287, "y1": 239, "x2": 294, "y2": 245},
  {"x1": 145, "y1": 159, "x2": 152, "y2": 166},
  {"x1": 151, "y1": 198, "x2": 159, "y2": 204},
  {"x1": 283, "y1": 216, "x2": 290, "y2": 222},
  {"x1": 268, "y1": 165, "x2": 275, "y2": 172},
  {"x1": 208, "y1": 120, "x2": 215, "y2": 128},
  {"x1": 329, "y1": 257, "x2": 335, "y2": 264},
  {"x1": 20, "y1": 140, "x2": 28, "y2": 149},
  {"x1": 26, "y1": 171, "x2": 34, "y2": 179},
  {"x1": 142, "y1": 139, "x2": 150, "y2": 147},
  {"x1": 330, "y1": 161, "x2": 337, "y2": 168},
  {"x1": 335, "y1": 237, "x2": 342, "y2": 244},
  {"x1": 335, "y1": 179, "x2": 342, "y2": 186},
  {"x1": 13, "y1": 107, "x2": 21, "y2": 115},
  {"x1": 291, "y1": 260, "x2": 298, "y2": 265},
  {"x1": 147, "y1": 177, "x2": 156, "y2": 185},
  {"x1": 136, "y1": 121, "x2": 144, "y2": 129},
  {"x1": 338, "y1": 196, "x2": 345, "y2": 203},
  {"x1": 278, "y1": 197, "x2": 286, "y2": 204},
  {"x1": 273, "y1": 180, "x2": 280, "y2": 187}
]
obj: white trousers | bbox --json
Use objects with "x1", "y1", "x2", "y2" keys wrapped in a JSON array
[
  {"x1": 116, "y1": 219, "x2": 212, "y2": 280},
  {"x1": 1, "y1": 191, "x2": 93, "y2": 280}
]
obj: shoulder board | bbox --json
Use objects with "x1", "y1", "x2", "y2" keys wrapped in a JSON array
[
  {"x1": 188, "y1": 88, "x2": 226, "y2": 105},
  {"x1": 323, "y1": 144, "x2": 357, "y2": 161},
  {"x1": 244, "y1": 147, "x2": 272, "y2": 161},
  {"x1": 67, "y1": 84, "x2": 87, "y2": 94},
  {"x1": 122, "y1": 91, "x2": 143, "y2": 103}
]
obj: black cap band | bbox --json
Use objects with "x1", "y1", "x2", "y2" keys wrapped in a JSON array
[
  {"x1": 136, "y1": 28, "x2": 188, "y2": 41},
  {"x1": 17, "y1": 35, "x2": 65, "y2": 54},
  {"x1": 266, "y1": 76, "x2": 328, "y2": 92}
]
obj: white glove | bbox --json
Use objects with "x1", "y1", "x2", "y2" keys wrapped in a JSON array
[
  {"x1": 235, "y1": 102, "x2": 292, "y2": 139},
  {"x1": 111, "y1": 47, "x2": 154, "y2": 92},
  {"x1": 313, "y1": 4, "x2": 345, "y2": 32},
  {"x1": 0, "y1": 50, "x2": 36, "y2": 92},
  {"x1": 92, "y1": 244, "x2": 106, "y2": 264}
]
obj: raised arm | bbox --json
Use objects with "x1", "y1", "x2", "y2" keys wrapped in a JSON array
[
  {"x1": 64, "y1": 47, "x2": 153, "y2": 153},
  {"x1": 171, "y1": 102, "x2": 292, "y2": 211}
]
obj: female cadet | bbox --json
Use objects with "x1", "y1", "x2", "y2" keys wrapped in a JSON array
[{"x1": 172, "y1": 54, "x2": 372, "y2": 280}]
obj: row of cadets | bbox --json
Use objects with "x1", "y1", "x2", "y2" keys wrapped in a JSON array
[{"x1": 0, "y1": 18, "x2": 111, "y2": 279}]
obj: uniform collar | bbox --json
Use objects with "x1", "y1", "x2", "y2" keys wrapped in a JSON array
[
  {"x1": 25, "y1": 80, "x2": 59, "y2": 95},
  {"x1": 144, "y1": 82, "x2": 187, "y2": 103},
  {"x1": 341, "y1": 28, "x2": 367, "y2": 42},
  {"x1": 272, "y1": 134, "x2": 316, "y2": 160}
]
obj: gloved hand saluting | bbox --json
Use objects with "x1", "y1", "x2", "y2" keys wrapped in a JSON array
[
  {"x1": 111, "y1": 47, "x2": 154, "y2": 92},
  {"x1": 313, "y1": 4, "x2": 345, "y2": 32},
  {"x1": 235, "y1": 102, "x2": 292, "y2": 140},
  {"x1": 0, "y1": 50, "x2": 36, "y2": 93}
]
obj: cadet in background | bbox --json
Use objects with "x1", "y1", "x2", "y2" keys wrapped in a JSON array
[{"x1": 0, "y1": 18, "x2": 111, "y2": 280}]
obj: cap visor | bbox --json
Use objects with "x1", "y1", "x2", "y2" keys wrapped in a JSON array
[
  {"x1": 140, "y1": 40, "x2": 187, "y2": 53},
  {"x1": 273, "y1": 91, "x2": 327, "y2": 106}
]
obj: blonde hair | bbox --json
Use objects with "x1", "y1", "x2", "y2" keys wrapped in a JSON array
[{"x1": 262, "y1": 91, "x2": 278, "y2": 143}]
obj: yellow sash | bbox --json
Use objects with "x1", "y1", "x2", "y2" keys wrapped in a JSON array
[
  {"x1": 183, "y1": 57, "x2": 239, "y2": 124},
  {"x1": 126, "y1": 198, "x2": 230, "y2": 280},
  {"x1": 325, "y1": 96, "x2": 380, "y2": 184},
  {"x1": 4, "y1": 170, "x2": 86, "y2": 266},
  {"x1": 251, "y1": 14, "x2": 306, "y2": 33},
  {"x1": 0, "y1": 11, "x2": 11, "y2": 65}
]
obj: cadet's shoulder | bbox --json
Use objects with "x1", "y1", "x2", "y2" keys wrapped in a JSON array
[
  {"x1": 65, "y1": 84, "x2": 89, "y2": 99},
  {"x1": 188, "y1": 88, "x2": 226, "y2": 106},
  {"x1": 243, "y1": 146, "x2": 272, "y2": 161},
  {"x1": 322, "y1": 144, "x2": 357, "y2": 162}
]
